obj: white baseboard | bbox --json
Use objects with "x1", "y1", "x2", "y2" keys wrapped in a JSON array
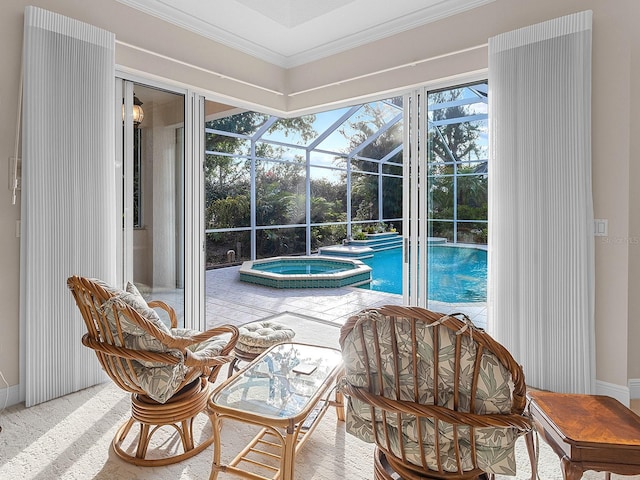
[
  {"x1": 596, "y1": 379, "x2": 630, "y2": 406},
  {"x1": 0, "y1": 383, "x2": 23, "y2": 409},
  {"x1": 629, "y1": 378, "x2": 640, "y2": 400}
]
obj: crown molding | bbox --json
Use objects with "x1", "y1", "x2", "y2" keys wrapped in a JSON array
[{"x1": 116, "y1": 0, "x2": 494, "y2": 68}]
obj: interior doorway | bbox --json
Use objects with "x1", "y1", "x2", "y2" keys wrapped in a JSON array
[{"x1": 117, "y1": 79, "x2": 187, "y2": 325}]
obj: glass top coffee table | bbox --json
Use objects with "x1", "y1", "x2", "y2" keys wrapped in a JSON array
[{"x1": 208, "y1": 342, "x2": 344, "y2": 480}]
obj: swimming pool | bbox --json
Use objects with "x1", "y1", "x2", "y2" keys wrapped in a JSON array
[{"x1": 360, "y1": 246, "x2": 487, "y2": 303}]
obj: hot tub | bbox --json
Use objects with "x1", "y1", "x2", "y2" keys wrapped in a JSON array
[{"x1": 239, "y1": 256, "x2": 372, "y2": 289}]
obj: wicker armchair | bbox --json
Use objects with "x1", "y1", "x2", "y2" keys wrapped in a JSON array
[
  {"x1": 339, "y1": 305, "x2": 531, "y2": 480},
  {"x1": 67, "y1": 275, "x2": 239, "y2": 466}
]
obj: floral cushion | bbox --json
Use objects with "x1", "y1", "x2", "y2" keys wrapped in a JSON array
[
  {"x1": 175, "y1": 328, "x2": 230, "y2": 358},
  {"x1": 96, "y1": 279, "x2": 228, "y2": 404},
  {"x1": 89, "y1": 278, "x2": 170, "y2": 335},
  {"x1": 102, "y1": 306, "x2": 231, "y2": 403},
  {"x1": 126, "y1": 355, "x2": 188, "y2": 404},
  {"x1": 341, "y1": 309, "x2": 521, "y2": 475},
  {"x1": 127, "y1": 328, "x2": 229, "y2": 404}
]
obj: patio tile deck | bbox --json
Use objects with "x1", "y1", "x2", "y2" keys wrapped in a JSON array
[{"x1": 205, "y1": 265, "x2": 487, "y2": 330}]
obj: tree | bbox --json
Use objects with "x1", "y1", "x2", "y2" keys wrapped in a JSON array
[
  {"x1": 340, "y1": 100, "x2": 403, "y2": 224},
  {"x1": 205, "y1": 112, "x2": 316, "y2": 207},
  {"x1": 427, "y1": 86, "x2": 488, "y2": 242},
  {"x1": 205, "y1": 112, "x2": 317, "y2": 261}
]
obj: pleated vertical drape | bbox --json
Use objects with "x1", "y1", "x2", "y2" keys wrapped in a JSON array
[
  {"x1": 487, "y1": 11, "x2": 595, "y2": 394},
  {"x1": 21, "y1": 6, "x2": 116, "y2": 406}
]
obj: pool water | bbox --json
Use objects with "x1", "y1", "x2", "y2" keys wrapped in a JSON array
[
  {"x1": 252, "y1": 260, "x2": 354, "y2": 275},
  {"x1": 360, "y1": 246, "x2": 487, "y2": 303}
]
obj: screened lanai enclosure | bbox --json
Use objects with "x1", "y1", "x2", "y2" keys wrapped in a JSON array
[{"x1": 204, "y1": 81, "x2": 488, "y2": 270}]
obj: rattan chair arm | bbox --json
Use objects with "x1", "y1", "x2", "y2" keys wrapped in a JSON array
[
  {"x1": 341, "y1": 383, "x2": 532, "y2": 433},
  {"x1": 183, "y1": 351, "x2": 235, "y2": 367},
  {"x1": 82, "y1": 333, "x2": 182, "y2": 365},
  {"x1": 147, "y1": 300, "x2": 178, "y2": 328},
  {"x1": 83, "y1": 330, "x2": 236, "y2": 369},
  {"x1": 169, "y1": 325, "x2": 239, "y2": 353}
]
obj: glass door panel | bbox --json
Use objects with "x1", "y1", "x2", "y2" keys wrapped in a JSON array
[
  {"x1": 120, "y1": 81, "x2": 186, "y2": 326},
  {"x1": 404, "y1": 82, "x2": 488, "y2": 328},
  {"x1": 427, "y1": 82, "x2": 488, "y2": 325}
]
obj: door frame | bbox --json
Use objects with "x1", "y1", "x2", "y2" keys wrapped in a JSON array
[
  {"x1": 402, "y1": 73, "x2": 488, "y2": 308},
  {"x1": 115, "y1": 72, "x2": 206, "y2": 330}
]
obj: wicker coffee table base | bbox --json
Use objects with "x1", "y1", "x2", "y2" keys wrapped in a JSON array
[{"x1": 210, "y1": 343, "x2": 344, "y2": 480}]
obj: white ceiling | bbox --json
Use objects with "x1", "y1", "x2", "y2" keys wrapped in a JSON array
[{"x1": 117, "y1": 0, "x2": 493, "y2": 68}]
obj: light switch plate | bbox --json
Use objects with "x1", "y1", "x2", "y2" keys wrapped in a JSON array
[{"x1": 594, "y1": 219, "x2": 608, "y2": 237}]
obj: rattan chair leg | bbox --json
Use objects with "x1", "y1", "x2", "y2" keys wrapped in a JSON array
[
  {"x1": 227, "y1": 357, "x2": 239, "y2": 378},
  {"x1": 374, "y1": 447, "x2": 492, "y2": 480},
  {"x1": 374, "y1": 448, "x2": 401, "y2": 479},
  {"x1": 111, "y1": 379, "x2": 215, "y2": 466}
]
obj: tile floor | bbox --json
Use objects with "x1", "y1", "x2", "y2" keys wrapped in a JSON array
[{"x1": 204, "y1": 265, "x2": 488, "y2": 330}]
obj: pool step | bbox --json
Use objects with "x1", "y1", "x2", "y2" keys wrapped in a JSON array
[
  {"x1": 318, "y1": 245, "x2": 375, "y2": 259},
  {"x1": 349, "y1": 233, "x2": 403, "y2": 252},
  {"x1": 320, "y1": 234, "x2": 402, "y2": 259},
  {"x1": 349, "y1": 238, "x2": 403, "y2": 251},
  {"x1": 319, "y1": 236, "x2": 450, "y2": 260}
]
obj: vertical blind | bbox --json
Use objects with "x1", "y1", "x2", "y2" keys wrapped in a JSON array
[
  {"x1": 402, "y1": 89, "x2": 429, "y2": 307},
  {"x1": 487, "y1": 11, "x2": 594, "y2": 394},
  {"x1": 21, "y1": 6, "x2": 116, "y2": 406}
]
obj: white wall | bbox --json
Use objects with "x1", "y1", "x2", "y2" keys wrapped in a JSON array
[{"x1": 1, "y1": 0, "x2": 638, "y2": 405}]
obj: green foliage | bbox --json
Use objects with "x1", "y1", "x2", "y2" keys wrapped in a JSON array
[
  {"x1": 205, "y1": 112, "x2": 316, "y2": 208},
  {"x1": 357, "y1": 222, "x2": 393, "y2": 235},
  {"x1": 203, "y1": 88, "x2": 488, "y2": 265},
  {"x1": 353, "y1": 231, "x2": 367, "y2": 240},
  {"x1": 257, "y1": 227, "x2": 306, "y2": 257},
  {"x1": 343, "y1": 102, "x2": 403, "y2": 222},
  {"x1": 428, "y1": 89, "x2": 483, "y2": 166},
  {"x1": 206, "y1": 195, "x2": 249, "y2": 228},
  {"x1": 311, "y1": 224, "x2": 347, "y2": 250},
  {"x1": 427, "y1": 86, "x2": 488, "y2": 242}
]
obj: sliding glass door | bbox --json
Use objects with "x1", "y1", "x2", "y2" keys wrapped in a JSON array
[{"x1": 404, "y1": 82, "x2": 488, "y2": 326}]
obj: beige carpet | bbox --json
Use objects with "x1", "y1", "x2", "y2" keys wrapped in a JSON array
[{"x1": 0, "y1": 313, "x2": 635, "y2": 479}]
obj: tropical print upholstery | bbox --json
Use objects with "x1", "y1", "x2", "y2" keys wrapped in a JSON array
[
  {"x1": 340, "y1": 308, "x2": 524, "y2": 476},
  {"x1": 98, "y1": 282, "x2": 229, "y2": 403}
]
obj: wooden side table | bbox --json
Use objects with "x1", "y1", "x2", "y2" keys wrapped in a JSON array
[{"x1": 526, "y1": 390, "x2": 640, "y2": 480}]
